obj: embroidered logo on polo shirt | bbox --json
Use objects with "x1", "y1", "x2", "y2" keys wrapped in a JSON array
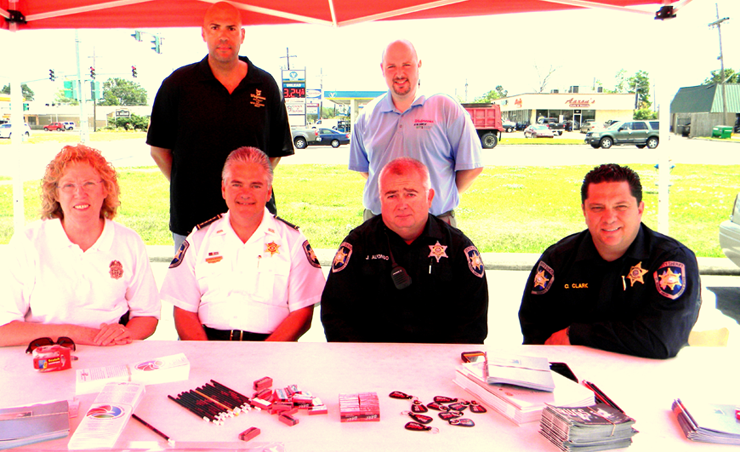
[
  {"x1": 109, "y1": 260, "x2": 123, "y2": 279},
  {"x1": 303, "y1": 240, "x2": 321, "y2": 269},
  {"x1": 332, "y1": 242, "x2": 353, "y2": 273},
  {"x1": 251, "y1": 89, "x2": 266, "y2": 108},
  {"x1": 654, "y1": 261, "x2": 686, "y2": 299},
  {"x1": 531, "y1": 261, "x2": 554, "y2": 295},
  {"x1": 413, "y1": 119, "x2": 434, "y2": 129},
  {"x1": 464, "y1": 245, "x2": 485, "y2": 278}
]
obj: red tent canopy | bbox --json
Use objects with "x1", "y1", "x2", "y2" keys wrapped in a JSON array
[{"x1": 1, "y1": 0, "x2": 674, "y2": 30}]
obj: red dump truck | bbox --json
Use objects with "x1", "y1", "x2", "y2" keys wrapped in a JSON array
[{"x1": 463, "y1": 103, "x2": 504, "y2": 149}]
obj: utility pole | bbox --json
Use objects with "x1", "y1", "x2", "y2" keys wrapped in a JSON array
[
  {"x1": 87, "y1": 47, "x2": 100, "y2": 132},
  {"x1": 709, "y1": 4, "x2": 730, "y2": 122},
  {"x1": 280, "y1": 47, "x2": 297, "y2": 70},
  {"x1": 318, "y1": 68, "x2": 325, "y2": 121},
  {"x1": 465, "y1": 79, "x2": 468, "y2": 103}
]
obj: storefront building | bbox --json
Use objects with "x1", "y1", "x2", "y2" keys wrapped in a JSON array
[{"x1": 491, "y1": 91, "x2": 637, "y2": 127}]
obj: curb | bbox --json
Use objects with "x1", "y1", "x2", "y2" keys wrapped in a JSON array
[{"x1": 145, "y1": 246, "x2": 740, "y2": 276}]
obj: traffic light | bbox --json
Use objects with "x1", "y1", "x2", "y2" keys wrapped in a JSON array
[
  {"x1": 23, "y1": 102, "x2": 29, "y2": 111},
  {"x1": 151, "y1": 35, "x2": 162, "y2": 54},
  {"x1": 49, "y1": 69, "x2": 56, "y2": 81},
  {"x1": 90, "y1": 66, "x2": 96, "y2": 79},
  {"x1": 131, "y1": 30, "x2": 142, "y2": 42},
  {"x1": 132, "y1": 66, "x2": 138, "y2": 78}
]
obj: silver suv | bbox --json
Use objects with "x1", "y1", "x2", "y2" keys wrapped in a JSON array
[{"x1": 585, "y1": 120, "x2": 660, "y2": 149}]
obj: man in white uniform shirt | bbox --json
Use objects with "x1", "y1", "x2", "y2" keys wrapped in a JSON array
[{"x1": 160, "y1": 147, "x2": 325, "y2": 341}]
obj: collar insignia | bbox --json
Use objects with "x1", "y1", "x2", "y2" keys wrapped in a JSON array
[{"x1": 428, "y1": 241, "x2": 448, "y2": 263}]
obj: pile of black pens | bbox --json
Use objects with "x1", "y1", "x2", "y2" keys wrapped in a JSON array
[{"x1": 168, "y1": 380, "x2": 252, "y2": 425}]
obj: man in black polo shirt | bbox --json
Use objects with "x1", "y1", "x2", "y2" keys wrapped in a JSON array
[{"x1": 147, "y1": 2, "x2": 293, "y2": 252}]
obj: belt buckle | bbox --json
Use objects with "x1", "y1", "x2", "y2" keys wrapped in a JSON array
[{"x1": 230, "y1": 330, "x2": 243, "y2": 341}]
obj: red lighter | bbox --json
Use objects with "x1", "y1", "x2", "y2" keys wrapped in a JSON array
[{"x1": 32, "y1": 345, "x2": 72, "y2": 372}]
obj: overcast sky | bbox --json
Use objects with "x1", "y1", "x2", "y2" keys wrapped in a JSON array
[{"x1": 1, "y1": 0, "x2": 738, "y2": 108}]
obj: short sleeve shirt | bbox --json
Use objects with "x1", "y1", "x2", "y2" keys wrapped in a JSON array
[
  {"x1": 349, "y1": 92, "x2": 483, "y2": 215},
  {"x1": 146, "y1": 55, "x2": 294, "y2": 235},
  {"x1": 160, "y1": 209, "x2": 325, "y2": 334},
  {"x1": 0, "y1": 219, "x2": 161, "y2": 328}
]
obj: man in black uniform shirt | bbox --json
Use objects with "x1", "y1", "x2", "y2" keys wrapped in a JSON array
[
  {"x1": 321, "y1": 158, "x2": 488, "y2": 343},
  {"x1": 147, "y1": 2, "x2": 294, "y2": 252},
  {"x1": 518, "y1": 163, "x2": 701, "y2": 359}
]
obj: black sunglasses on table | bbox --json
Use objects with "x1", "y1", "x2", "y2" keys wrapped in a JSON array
[{"x1": 25, "y1": 337, "x2": 76, "y2": 354}]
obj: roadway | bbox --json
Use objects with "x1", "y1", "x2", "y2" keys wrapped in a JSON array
[{"x1": 2, "y1": 131, "x2": 740, "y2": 178}]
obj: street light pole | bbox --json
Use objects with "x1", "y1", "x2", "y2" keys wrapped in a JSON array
[{"x1": 709, "y1": 4, "x2": 730, "y2": 123}]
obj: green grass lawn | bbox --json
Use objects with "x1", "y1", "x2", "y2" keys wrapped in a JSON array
[{"x1": 1, "y1": 163, "x2": 738, "y2": 257}]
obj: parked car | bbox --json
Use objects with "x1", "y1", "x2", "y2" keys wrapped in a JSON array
[
  {"x1": 313, "y1": 128, "x2": 350, "y2": 148},
  {"x1": 719, "y1": 193, "x2": 740, "y2": 268},
  {"x1": 580, "y1": 119, "x2": 598, "y2": 133},
  {"x1": 63, "y1": 121, "x2": 76, "y2": 130},
  {"x1": 44, "y1": 122, "x2": 67, "y2": 131},
  {"x1": 523, "y1": 124, "x2": 555, "y2": 138},
  {"x1": 515, "y1": 121, "x2": 530, "y2": 131},
  {"x1": 502, "y1": 119, "x2": 516, "y2": 133},
  {"x1": 0, "y1": 123, "x2": 31, "y2": 139},
  {"x1": 584, "y1": 120, "x2": 660, "y2": 150}
]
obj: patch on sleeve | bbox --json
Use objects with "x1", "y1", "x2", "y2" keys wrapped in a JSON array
[
  {"x1": 464, "y1": 245, "x2": 485, "y2": 278},
  {"x1": 169, "y1": 240, "x2": 190, "y2": 269},
  {"x1": 331, "y1": 242, "x2": 353, "y2": 273},
  {"x1": 653, "y1": 261, "x2": 686, "y2": 299},
  {"x1": 302, "y1": 240, "x2": 321, "y2": 268},
  {"x1": 531, "y1": 261, "x2": 554, "y2": 295}
]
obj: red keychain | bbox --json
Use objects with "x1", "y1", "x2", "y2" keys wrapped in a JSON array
[
  {"x1": 448, "y1": 402, "x2": 468, "y2": 411},
  {"x1": 438, "y1": 410, "x2": 463, "y2": 421},
  {"x1": 469, "y1": 400, "x2": 487, "y2": 413},
  {"x1": 389, "y1": 391, "x2": 414, "y2": 400},
  {"x1": 449, "y1": 418, "x2": 475, "y2": 427},
  {"x1": 402, "y1": 411, "x2": 433, "y2": 424},
  {"x1": 426, "y1": 402, "x2": 449, "y2": 411},
  {"x1": 405, "y1": 422, "x2": 439, "y2": 433},
  {"x1": 433, "y1": 396, "x2": 457, "y2": 404},
  {"x1": 410, "y1": 400, "x2": 428, "y2": 413}
]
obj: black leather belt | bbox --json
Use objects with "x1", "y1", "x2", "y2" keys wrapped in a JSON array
[{"x1": 203, "y1": 326, "x2": 270, "y2": 342}]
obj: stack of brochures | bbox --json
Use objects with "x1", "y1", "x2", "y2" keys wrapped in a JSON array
[
  {"x1": 672, "y1": 398, "x2": 740, "y2": 445},
  {"x1": 0, "y1": 400, "x2": 69, "y2": 450},
  {"x1": 454, "y1": 361, "x2": 594, "y2": 425},
  {"x1": 68, "y1": 382, "x2": 145, "y2": 450},
  {"x1": 487, "y1": 354, "x2": 556, "y2": 392},
  {"x1": 539, "y1": 403, "x2": 638, "y2": 451},
  {"x1": 75, "y1": 353, "x2": 190, "y2": 395}
]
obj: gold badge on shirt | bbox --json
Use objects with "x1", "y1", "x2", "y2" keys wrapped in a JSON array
[
  {"x1": 109, "y1": 260, "x2": 123, "y2": 279},
  {"x1": 428, "y1": 241, "x2": 448, "y2": 263},
  {"x1": 265, "y1": 241, "x2": 280, "y2": 256},
  {"x1": 626, "y1": 261, "x2": 648, "y2": 287}
]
